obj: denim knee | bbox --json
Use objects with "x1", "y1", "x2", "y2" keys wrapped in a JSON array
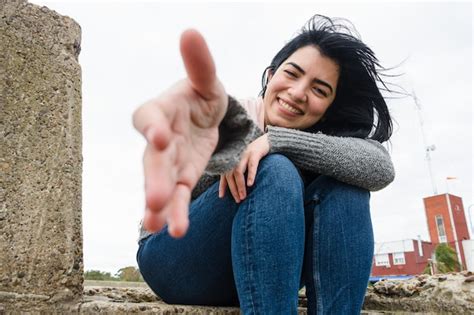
[
  {"x1": 231, "y1": 154, "x2": 305, "y2": 313},
  {"x1": 254, "y1": 154, "x2": 304, "y2": 197},
  {"x1": 305, "y1": 175, "x2": 370, "y2": 205}
]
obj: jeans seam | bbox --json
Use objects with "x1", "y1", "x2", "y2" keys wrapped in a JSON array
[
  {"x1": 243, "y1": 195, "x2": 259, "y2": 313},
  {"x1": 312, "y1": 200, "x2": 324, "y2": 314},
  {"x1": 337, "y1": 201, "x2": 352, "y2": 306}
]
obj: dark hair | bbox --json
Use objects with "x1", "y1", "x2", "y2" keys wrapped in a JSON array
[{"x1": 260, "y1": 15, "x2": 394, "y2": 143}]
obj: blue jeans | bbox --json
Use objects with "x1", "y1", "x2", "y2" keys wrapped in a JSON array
[{"x1": 137, "y1": 154, "x2": 373, "y2": 314}]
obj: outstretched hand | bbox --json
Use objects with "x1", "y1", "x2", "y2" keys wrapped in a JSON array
[{"x1": 133, "y1": 29, "x2": 227, "y2": 238}]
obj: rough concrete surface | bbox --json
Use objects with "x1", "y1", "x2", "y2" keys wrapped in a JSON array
[
  {"x1": 0, "y1": 0, "x2": 83, "y2": 309},
  {"x1": 79, "y1": 285, "x2": 308, "y2": 314},
  {"x1": 5, "y1": 276, "x2": 471, "y2": 314},
  {"x1": 76, "y1": 274, "x2": 473, "y2": 314},
  {"x1": 5, "y1": 276, "x2": 470, "y2": 314},
  {"x1": 364, "y1": 272, "x2": 474, "y2": 314}
]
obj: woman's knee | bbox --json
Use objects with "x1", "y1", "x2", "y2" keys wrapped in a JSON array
[
  {"x1": 254, "y1": 153, "x2": 303, "y2": 195},
  {"x1": 305, "y1": 175, "x2": 370, "y2": 205},
  {"x1": 305, "y1": 176, "x2": 372, "y2": 239}
]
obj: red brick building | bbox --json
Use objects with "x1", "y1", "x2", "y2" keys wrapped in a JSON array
[
  {"x1": 371, "y1": 193, "x2": 470, "y2": 278},
  {"x1": 424, "y1": 194, "x2": 470, "y2": 269},
  {"x1": 372, "y1": 239, "x2": 436, "y2": 277}
]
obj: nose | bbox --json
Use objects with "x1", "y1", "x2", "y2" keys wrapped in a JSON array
[{"x1": 288, "y1": 82, "x2": 307, "y2": 103}]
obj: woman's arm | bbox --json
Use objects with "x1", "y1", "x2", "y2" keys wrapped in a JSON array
[
  {"x1": 204, "y1": 96, "x2": 263, "y2": 175},
  {"x1": 267, "y1": 126, "x2": 395, "y2": 191},
  {"x1": 191, "y1": 96, "x2": 262, "y2": 199}
]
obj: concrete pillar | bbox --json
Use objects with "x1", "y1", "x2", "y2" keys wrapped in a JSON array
[{"x1": 0, "y1": 0, "x2": 83, "y2": 309}]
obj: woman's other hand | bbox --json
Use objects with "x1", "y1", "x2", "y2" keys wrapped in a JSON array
[
  {"x1": 133, "y1": 29, "x2": 227, "y2": 238},
  {"x1": 219, "y1": 134, "x2": 270, "y2": 202}
]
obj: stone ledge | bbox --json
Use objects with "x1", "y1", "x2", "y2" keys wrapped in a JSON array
[
  {"x1": 78, "y1": 300, "x2": 241, "y2": 315},
  {"x1": 2, "y1": 272, "x2": 473, "y2": 314},
  {"x1": 0, "y1": 285, "x2": 304, "y2": 314},
  {"x1": 364, "y1": 272, "x2": 474, "y2": 314},
  {"x1": 79, "y1": 286, "x2": 307, "y2": 314}
]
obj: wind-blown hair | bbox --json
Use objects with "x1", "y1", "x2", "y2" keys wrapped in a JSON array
[{"x1": 260, "y1": 14, "x2": 394, "y2": 143}]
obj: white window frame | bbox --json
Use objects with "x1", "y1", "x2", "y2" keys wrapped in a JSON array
[
  {"x1": 374, "y1": 254, "x2": 390, "y2": 267},
  {"x1": 435, "y1": 215, "x2": 448, "y2": 243},
  {"x1": 393, "y1": 252, "x2": 406, "y2": 265}
]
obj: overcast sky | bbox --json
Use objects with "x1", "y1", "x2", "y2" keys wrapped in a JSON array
[{"x1": 31, "y1": 0, "x2": 473, "y2": 274}]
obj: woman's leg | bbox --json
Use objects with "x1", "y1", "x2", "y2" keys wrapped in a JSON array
[
  {"x1": 137, "y1": 181, "x2": 240, "y2": 306},
  {"x1": 231, "y1": 154, "x2": 306, "y2": 314},
  {"x1": 302, "y1": 175, "x2": 373, "y2": 315}
]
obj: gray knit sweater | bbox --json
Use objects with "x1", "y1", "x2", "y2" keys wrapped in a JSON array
[{"x1": 138, "y1": 96, "x2": 395, "y2": 241}]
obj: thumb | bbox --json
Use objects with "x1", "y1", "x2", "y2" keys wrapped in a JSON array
[{"x1": 180, "y1": 29, "x2": 217, "y2": 100}]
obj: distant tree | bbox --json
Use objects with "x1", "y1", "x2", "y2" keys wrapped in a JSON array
[
  {"x1": 115, "y1": 266, "x2": 144, "y2": 282},
  {"x1": 84, "y1": 270, "x2": 117, "y2": 281},
  {"x1": 434, "y1": 244, "x2": 460, "y2": 273}
]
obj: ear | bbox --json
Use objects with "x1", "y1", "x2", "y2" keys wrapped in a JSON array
[{"x1": 267, "y1": 68, "x2": 274, "y2": 81}]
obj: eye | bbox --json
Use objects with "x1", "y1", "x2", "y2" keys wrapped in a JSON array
[
  {"x1": 313, "y1": 87, "x2": 328, "y2": 97},
  {"x1": 284, "y1": 70, "x2": 297, "y2": 77}
]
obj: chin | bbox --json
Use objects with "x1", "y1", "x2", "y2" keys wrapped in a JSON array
[{"x1": 270, "y1": 118, "x2": 297, "y2": 129}]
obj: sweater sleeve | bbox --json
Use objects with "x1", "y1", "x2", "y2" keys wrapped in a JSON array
[
  {"x1": 267, "y1": 125, "x2": 395, "y2": 191},
  {"x1": 204, "y1": 95, "x2": 263, "y2": 175}
]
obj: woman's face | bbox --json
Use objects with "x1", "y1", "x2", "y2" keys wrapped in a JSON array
[{"x1": 263, "y1": 45, "x2": 339, "y2": 129}]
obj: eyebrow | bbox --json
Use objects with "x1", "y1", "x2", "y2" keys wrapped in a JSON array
[{"x1": 285, "y1": 62, "x2": 334, "y2": 95}]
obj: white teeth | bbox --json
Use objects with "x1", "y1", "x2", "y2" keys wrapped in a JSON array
[{"x1": 278, "y1": 99, "x2": 303, "y2": 114}]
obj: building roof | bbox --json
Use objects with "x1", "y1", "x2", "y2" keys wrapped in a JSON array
[{"x1": 374, "y1": 239, "x2": 416, "y2": 255}]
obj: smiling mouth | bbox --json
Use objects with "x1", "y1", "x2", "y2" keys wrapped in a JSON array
[{"x1": 277, "y1": 98, "x2": 304, "y2": 115}]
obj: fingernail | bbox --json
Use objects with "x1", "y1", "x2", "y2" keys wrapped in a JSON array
[{"x1": 168, "y1": 224, "x2": 175, "y2": 235}]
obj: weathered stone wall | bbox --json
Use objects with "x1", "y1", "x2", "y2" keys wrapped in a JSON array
[
  {"x1": 364, "y1": 272, "x2": 474, "y2": 314},
  {"x1": 0, "y1": 0, "x2": 83, "y2": 308}
]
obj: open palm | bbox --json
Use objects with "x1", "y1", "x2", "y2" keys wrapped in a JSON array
[{"x1": 133, "y1": 30, "x2": 227, "y2": 238}]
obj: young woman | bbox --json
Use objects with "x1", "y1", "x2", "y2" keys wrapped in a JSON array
[{"x1": 133, "y1": 15, "x2": 395, "y2": 314}]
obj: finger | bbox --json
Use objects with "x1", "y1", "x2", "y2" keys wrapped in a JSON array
[
  {"x1": 225, "y1": 173, "x2": 241, "y2": 203},
  {"x1": 180, "y1": 29, "x2": 217, "y2": 100},
  {"x1": 247, "y1": 154, "x2": 261, "y2": 186},
  {"x1": 133, "y1": 101, "x2": 172, "y2": 150},
  {"x1": 143, "y1": 207, "x2": 167, "y2": 233},
  {"x1": 143, "y1": 142, "x2": 177, "y2": 213},
  {"x1": 234, "y1": 160, "x2": 248, "y2": 200},
  {"x1": 165, "y1": 183, "x2": 191, "y2": 238},
  {"x1": 219, "y1": 175, "x2": 227, "y2": 198}
]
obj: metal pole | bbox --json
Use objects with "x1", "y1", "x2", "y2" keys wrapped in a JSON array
[{"x1": 413, "y1": 91, "x2": 438, "y2": 195}]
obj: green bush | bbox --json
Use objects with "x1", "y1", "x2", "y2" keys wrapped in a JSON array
[
  {"x1": 84, "y1": 270, "x2": 118, "y2": 281},
  {"x1": 115, "y1": 266, "x2": 144, "y2": 282},
  {"x1": 434, "y1": 244, "x2": 460, "y2": 273},
  {"x1": 84, "y1": 266, "x2": 144, "y2": 282}
]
